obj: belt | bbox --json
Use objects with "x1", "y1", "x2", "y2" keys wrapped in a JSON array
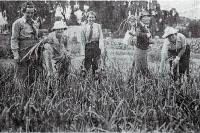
[
  {"x1": 19, "y1": 39, "x2": 38, "y2": 51},
  {"x1": 86, "y1": 40, "x2": 99, "y2": 44},
  {"x1": 86, "y1": 41, "x2": 99, "y2": 48}
]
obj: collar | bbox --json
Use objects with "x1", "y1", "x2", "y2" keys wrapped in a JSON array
[
  {"x1": 140, "y1": 21, "x2": 148, "y2": 28},
  {"x1": 22, "y1": 16, "x2": 34, "y2": 23},
  {"x1": 87, "y1": 22, "x2": 95, "y2": 26}
]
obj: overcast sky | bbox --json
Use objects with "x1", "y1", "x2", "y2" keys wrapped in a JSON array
[{"x1": 157, "y1": 0, "x2": 200, "y2": 19}]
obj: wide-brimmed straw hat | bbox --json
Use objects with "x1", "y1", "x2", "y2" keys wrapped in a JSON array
[
  {"x1": 162, "y1": 27, "x2": 178, "y2": 38},
  {"x1": 52, "y1": 21, "x2": 68, "y2": 30},
  {"x1": 140, "y1": 10, "x2": 151, "y2": 19}
]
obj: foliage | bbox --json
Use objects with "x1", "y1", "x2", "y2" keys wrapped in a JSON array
[
  {"x1": 0, "y1": 38, "x2": 200, "y2": 132},
  {"x1": 187, "y1": 20, "x2": 200, "y2": 38},
  {"x1": 0, "y1": 56, "x2": 200, "y2": 132}
]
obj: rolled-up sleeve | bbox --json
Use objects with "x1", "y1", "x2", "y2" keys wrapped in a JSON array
[
  {"x1": 98, "y1": 24, "x2": 104, "y2": 53},
  {"x1": 11, "y1": 20, "x2": 20, "y2": 50},
  {"x1": 179, "y1": 33, "x2": 187, "y2": 46}
]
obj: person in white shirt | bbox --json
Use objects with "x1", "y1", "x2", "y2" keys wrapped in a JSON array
[
  {"x1": 160, "y1": 27, "x2": 190, "y2": 82},
  {"x1": 80, "y1": 11, "x2": 105, "y2": 76},
  {"x1": 11, "y1": 1, "x2": 40, "y2": 84}
]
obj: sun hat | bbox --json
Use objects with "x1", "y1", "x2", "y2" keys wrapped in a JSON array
[
  {"x1": 162, "y1": 27, "x2": 178, "y2": 38},
  {"x1": 52, "y1": 21, "x2": 68, "y2": 30},
  {"x1": 140, "y1": 10, "x2": 151, "y2": 20},
  {"x1": 151, "y1": 10, "x2": 156, "y2": 16}
]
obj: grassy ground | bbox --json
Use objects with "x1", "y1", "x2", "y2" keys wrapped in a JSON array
[{"x1": 0, "y1": 38, "x2": 200, "y2": 132}]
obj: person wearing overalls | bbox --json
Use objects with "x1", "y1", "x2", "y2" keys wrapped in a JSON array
[
  {"x1": 81, "y1": 11, "x2": 105, "y2": 76},
  {"x1": 11, "y1": 2, "x2": 40, "y2": 85},
  {"x1": 160, "y1": 27, "x2": 190, "y2": 82}
]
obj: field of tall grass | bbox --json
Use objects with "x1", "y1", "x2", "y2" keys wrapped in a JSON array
[{"x1": 0, "y1": 38, "x2": 200, "y2": 132}]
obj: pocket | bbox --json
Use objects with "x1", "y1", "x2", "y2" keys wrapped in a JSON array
[{"x1": 95, "y1": 48, "x2": 101, "y2": 59}]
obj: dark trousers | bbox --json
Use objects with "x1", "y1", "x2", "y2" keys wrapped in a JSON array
[
  {"x1": 169, "y1": 45, "x2": 190, "y2": 81},
  {"x1": 15, "y1": 60, "x2": 42, "y2": 85},
  {"x1": 14, "y1": 39, "x2": 43, "y2": 106},
  {"x1": 14, "y1": 39, "x2": 42, "y2": 85},
  {"x1": 84, "y1": 41, "x2": 101, "y2": 75}
]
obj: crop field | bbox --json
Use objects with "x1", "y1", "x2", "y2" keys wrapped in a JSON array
[{"x1": 0, "y1": 38, "x2": 200, "y2": 132}]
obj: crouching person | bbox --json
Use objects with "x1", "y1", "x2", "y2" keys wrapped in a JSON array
[
  {"x1": 81, "y1": 11, "x2": 105, "y2": 78},
  {"x1": 160, "y1": 27, "x2": 190, "y2": 82},
  {"x1": 43, "y1": 21, "x2": 70, "y2": 79}
]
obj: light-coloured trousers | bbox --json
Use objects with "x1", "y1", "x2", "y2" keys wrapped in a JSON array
[{"x1": 131, "y1": 45, "x2": 150, "y2": 79}]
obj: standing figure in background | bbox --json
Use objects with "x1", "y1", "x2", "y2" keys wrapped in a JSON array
[
  {"x1": 169, "y1": 8, "x2": 179, "y2": 28},
  {"x1": 129, "y1": 10, "x2": 152, "y2": 81},
  {"x1": 160, "y1": 27, "x2": 190, "y2": 82},
  {"x1": 123, "y1": 15, "x2": 137, "y2": 49},
  {"x1": 81, "y1": 11, "x2": 105, "y2": 77},
  {"x1": 11, "y1": 1, "x2": 40, "y2": 85}
]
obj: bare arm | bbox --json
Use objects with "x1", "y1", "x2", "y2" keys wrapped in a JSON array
[
  {"x1": 177, "y1": 35, "x2": 187, "y2": 58},
  {"x1": 160, "y1": 39, "x2": 169, "y2": 73},
  {"x1": 98, "y1": 24, "x2": 105, "y2": 54}
]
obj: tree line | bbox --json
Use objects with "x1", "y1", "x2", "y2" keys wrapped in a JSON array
[{"x1": 0, "y1": 1, "x2": 199, "y2": 38}]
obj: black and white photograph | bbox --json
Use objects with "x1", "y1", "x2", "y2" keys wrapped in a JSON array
[{"x1": 0, "y1": 0, "x2": 200, "y2": 132}]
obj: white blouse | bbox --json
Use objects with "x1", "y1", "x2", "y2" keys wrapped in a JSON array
[
  {"x1": 81, "y1": 22, "x2": 104, "y2": 54},
  {"x1": 160, "y1": 33, "x2": 187, "y2": 72}
]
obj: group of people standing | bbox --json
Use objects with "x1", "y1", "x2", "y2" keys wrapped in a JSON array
[
  {"x1": 11, "y1": 2, "x2": 105, "y2": 85},
  {"x1": 11, "y1": 1, "x2": 190, "y2": 87}
]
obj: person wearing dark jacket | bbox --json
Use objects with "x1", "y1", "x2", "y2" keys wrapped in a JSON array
[{"x1": 130, "y1": 10, "x2": 152, "y2": 80}]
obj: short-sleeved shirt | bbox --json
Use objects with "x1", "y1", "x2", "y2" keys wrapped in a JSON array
[
  {"x1": 161, "y1": 33, "x2": 187, "y2": 60},
  {"x1": 11, "y1": 16, "x2": 39, "y2": 50},
  {"x1": 165, "y1": 33, "x2": 187, "y2": 51}
]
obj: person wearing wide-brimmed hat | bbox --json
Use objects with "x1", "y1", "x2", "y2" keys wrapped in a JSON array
[
  {"x1": 129, "y1": 10, "x2": 152, "y2": 81},
  {"x1": 43, "y1": 20, "x2": 70, "y2": 78},
  {"x1": 160, "y1": 26, "x2": 190, "y2": 81}
]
